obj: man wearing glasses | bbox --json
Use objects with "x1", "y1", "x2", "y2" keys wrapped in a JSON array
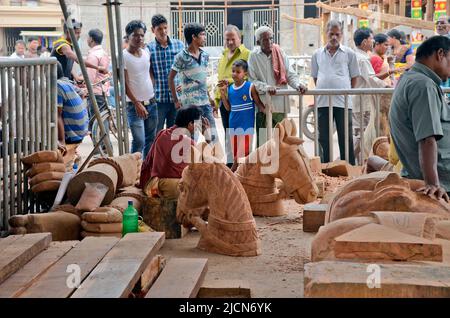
[{"x1": 436, "y1": 15, "x2": 450, "y2": 38}]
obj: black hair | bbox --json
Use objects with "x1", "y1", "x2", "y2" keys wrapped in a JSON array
[
  {"x1": 28, "y1": 37, "x2": 38, "y2": 43},
  {"x1": 416, "y1": 35, "x2": 450, "y2": 61},
  {"x1": 387, "y1": 29, "x2": 402, "y2": 41},
  {"x1": 151, "y1": 14, "x2": 167, "y2": 28},
  {"x1": 232, "y1": 59, "x2": 248, "y2": 72},
  {"x1": 184, "y1": 23, "x2": 205, "y2": 45},
  {"x1": 63, "y1": 19, "x2": 82, "y2": 33},
  {"x1": 353, "y1": 28, "x2": 373, "y2": 47},
  {"x1": 125, "y1": 20, "x2": 147, "y2": 36},
  {"x1": 175, "y1": 106, "x2": 202, "y2": 128},
  {"x1": 88, "y1": 28, "x2": 103, "y2": 45},
  {"x1": 56, "y1": 62, "x2": 64, "y2": 79},
  {"x1": 374, "y1": 33, "x2": 388, "y2": 44},
  {"x1": 37, "y1": 45, "x2": 42, "y2": 52}
]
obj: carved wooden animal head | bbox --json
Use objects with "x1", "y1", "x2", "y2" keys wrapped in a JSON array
[{"x1": 272, "y1": 119, "x2": 318, "y2": 204}]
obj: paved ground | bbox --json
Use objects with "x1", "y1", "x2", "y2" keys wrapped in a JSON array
[{"x1": 160, "y1": 199, "x2": 315, "y2": 298}]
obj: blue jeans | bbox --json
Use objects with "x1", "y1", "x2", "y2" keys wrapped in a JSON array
[
  {"x1": 198, "y1": 105, "x2": 218, "y2": 143},
  {"x1": 127, "y1": 102, "x2": 158, "y2": 158},
  {"x1": 156, "y1": 102, "x2": 177, "y2": 133}
]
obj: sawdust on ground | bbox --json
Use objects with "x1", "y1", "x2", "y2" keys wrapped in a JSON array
[{"x1": 159, "y1": 174, "x2": 352, "y2": 298}]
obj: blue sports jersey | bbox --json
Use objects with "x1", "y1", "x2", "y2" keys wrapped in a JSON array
[{"x1": 228, "y1": 81, "x2": 255, "y2": 135}]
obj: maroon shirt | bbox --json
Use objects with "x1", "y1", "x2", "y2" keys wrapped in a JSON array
[{"x1": 139, "y1": 125, "x2": 194, "y2": 188}]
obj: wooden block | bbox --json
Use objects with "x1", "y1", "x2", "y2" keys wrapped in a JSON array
[
  {"x1": 305, "y1": 261, "x2": 450, "y2": 297},
  {"x1": 142, "y1": 198, "x2": 188, "y2": 239},
  {"x1": 0, "y1": 241, "x2": 78, "y2": 298},
  {"x1": 19, "y1": 236, "x2": 119, "y2": 298},
  {"x1": 321, "y1": 160, "x2": 350, "y2": 177},
  {"x1": 303, "y1": 204, "x2": 327, "y2": 233},
  {"x1": 197, "y1": 280, "x2": 251, "y2": 298},
  {"x1": 146, "y1": 258, "x2": 208, "y2": 298},
  {"x1": 0, "y1": 233, "x2": 52, "y2": 285},
  {"x1": 71, "y1": 232, "x2": 165, "y2": 298},
  {"x1": 140, "y1": 255, "x2": 165, "y2": 293},
  {"x1": 309, "y1": 156, "x2": 322, "y2": 174},
  {"x1": 334, "y1": 223, "x2": 443, "y2": 262}
]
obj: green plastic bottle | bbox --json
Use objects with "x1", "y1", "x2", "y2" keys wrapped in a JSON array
[{"x1": 122, "y1": 201, "x2": 138, "y2": 236}]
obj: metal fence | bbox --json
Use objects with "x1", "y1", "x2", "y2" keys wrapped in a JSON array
[
  {"x1": 266, "y1": 87, "x2": 450, "y2": 165},
  {"x1": 0, "y1": 57, "x2": 58, "y2": 233}
]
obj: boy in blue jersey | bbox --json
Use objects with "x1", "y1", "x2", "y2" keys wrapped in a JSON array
[
  {"x1": 219, "y1": 59, "x2": 265, "y2": 171},
  {"x1": 56, "y1": 62, "x2": 88, "y2": 148}
]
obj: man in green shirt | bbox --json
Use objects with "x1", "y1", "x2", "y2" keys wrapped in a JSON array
[
  {"x1": 215, "y1": 24, "x2": 250, "y2": 166},
  {"x1": 389, "y1": 35, "x2": 450, "y2": 202}
]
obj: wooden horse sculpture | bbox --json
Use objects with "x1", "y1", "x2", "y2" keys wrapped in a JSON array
[
  {"x1": 176, "y1": 146, "x2": 261, "y2": 257},
  {"x1": 311, "y1": 172, "x2": 450, "y2": 261},
  {"x1": 235, "y1": 118, "x2": 318, "y2": 216}
]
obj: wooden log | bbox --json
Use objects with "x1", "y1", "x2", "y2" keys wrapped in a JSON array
[
  {"x1": 19, "y1": 236, "x2": 119, "y2": 298},
  {"x1": 142, "y1": 198, "x2": 188, "y2": 239},
  {"x1": 71, "y1": 232, "x2": 165, "y2": 298},
  {"x1": 334, "y1": 223, "x2": 443, "y2": 262},
  {"x1": 305, "y1": 261, "x2": 450, "y2": 297},
  {"x1": 146, "y1": 258, "x2": 208, "y2": 298},
  {"x1": 0, "y1": 233, "x2": 52, "y2": 285},
  {"x1": 0, "y1": 241, "x2": 78, "y2": 298},
  {"x1": 66, "y1": 163, "x2": 119, "y2": 206},
  {"x1": 197, "y1": 280, "x2": 251, "y2": 298}
]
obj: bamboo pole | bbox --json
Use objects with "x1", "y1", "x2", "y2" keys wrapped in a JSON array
[{"x1": 58, "y1": 0, "x2": 113, "y2": 156}]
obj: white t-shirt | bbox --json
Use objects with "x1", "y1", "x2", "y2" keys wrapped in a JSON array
[{"x1": 123, "y1": 47, "x2": 154, "y2": 102}]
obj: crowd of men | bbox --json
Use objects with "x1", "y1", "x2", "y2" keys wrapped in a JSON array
[{"x1": 7, "y1": 13, "x2": 450, "y2": 203}]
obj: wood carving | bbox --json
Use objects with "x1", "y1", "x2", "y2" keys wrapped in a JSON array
[
  {"x1": 176, "y1": 147, "x2": 261, "y2": 257},
  {"x1": 311, "y1": 172, "x2": 450, "y2": 261},
  {"x1": 235, "y1": 119, "x2": 318, "y2": 216}
]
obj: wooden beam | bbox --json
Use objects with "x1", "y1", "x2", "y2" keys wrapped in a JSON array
[
  {"x1": 19, "y1": 237, "x2": 119, "y2": 298},
  {"x1": 146, "y1": 258, "x2": 208, "y2": 298},
  {"x1": 71, "y1": 232, "x2": 165, "y2": 298},
  {"x1": 281, "y1": 14, "x2": 323, "y2": 26},
  {"x1": 399, "y1": 0, "x2": 406, "y2": 17},
  {"x1": 315, "y1": 1, "x2": 436, "y2": 30},
  {"x1": 0, "y1": 241, "x2": 78, "y2": 298},
  {"x1": 0, "y1": 233, "x2": 52, "y2": 285},
  {"x1": 426, "y1": 0, "x2": 434, "y2": 22}
]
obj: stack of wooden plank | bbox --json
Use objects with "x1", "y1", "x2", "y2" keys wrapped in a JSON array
[
  {"x1": 0, "y1": 232, "x2": 252, "y2": 298},
  {"x1": 0, "y1": 232, "x2": 165, "y2": 298}
]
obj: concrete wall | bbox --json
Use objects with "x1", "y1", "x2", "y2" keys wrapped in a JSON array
[
  {"x1": 279, "y1": 0, "x2": 320, "y2": 56},
  {"x1": 66, "y1": 0, "x2": 171, "y2": 55},
  {"x1": 67, "y1": 0, "x2": 320, "y2": 56}
]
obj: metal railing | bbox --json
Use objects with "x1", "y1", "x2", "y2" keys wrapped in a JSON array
[
  {"x1": 208, "y1": 55, "x2": 311, "y2": 77},
  {"x1": 266, "y1": 87, "x2": 450, "y2": 164},
  {"x1": 0, "y1": 57, "x2": 58, "y2": 232}
]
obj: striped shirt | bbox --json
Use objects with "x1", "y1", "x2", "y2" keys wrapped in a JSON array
[
  {"x1": 148, "y1": 37, "x2": 184, "y2": 103},
  {"x1": 228, "y1": 81, "x2": 255, "y2": 135},
  {"x1": 172, "y1": 48, "x2": 210, "y2": 107},
  {"x1": 57, "y1": 79, "x2": 88, "y2": 144}
]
